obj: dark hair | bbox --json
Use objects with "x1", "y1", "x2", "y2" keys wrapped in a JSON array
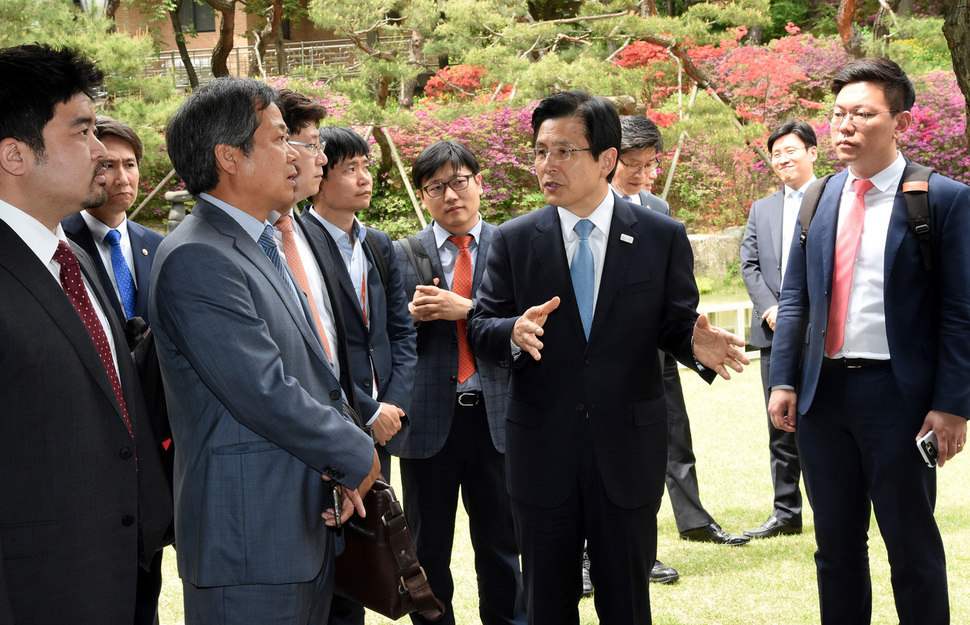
[
  {"x1": 0, "y1": 44, "x2": 103, "y2": 160},
  {"x1": 831, "y1": 57, "x2": 916, "y2": 113},
  {"x1": 318, "y1": 126, "x2": 369, "y2": 179},
  {"x1": 95, "y1": 116, "x2": 144, "y2": 163},
  {"x1": 766, "y1": 120, "x2": 817, "y2": 153},
  {"x1": 277, "y1": 89, "x2": 327, "y2": 135},
  {"x1": 531, "y1": 90, "x2": 621, "y2": 182},
  {"x1": 619, "y1": 115, "x2": 664, "y2": 154},
  {"x1": 411, "y1": 140, "x2": 481, "y2": 189},
  {"x1": 165, "y1": 77, "x2": 277, "y2": 195}
]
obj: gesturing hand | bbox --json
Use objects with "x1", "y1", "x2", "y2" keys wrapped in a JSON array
[{"x1": 511, "y1": 297, "x2": 561, "y2": 361}]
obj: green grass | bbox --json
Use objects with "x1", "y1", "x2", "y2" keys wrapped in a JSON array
[{"x1": 159, "y1": 360, "x2": 970, "y2": 624}]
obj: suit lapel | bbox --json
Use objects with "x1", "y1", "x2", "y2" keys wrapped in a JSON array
[
  {"x1": 814, "y1": 171, "x2": 848, "y2": 293},
  {"x1": 63, "y1": 213, "x2": 126, "y2": 324},
  {"x1": 530, "y1": 205, "x2": 581, "y2": 331},
  {"x1": 128, "y1": 224, "x2": 153, "y2": 319},
  {"x1": 766, "y1": 190, "x2": 785, "y2": 268},
  {"x1": 417, "y1": 225, "x2": 445, "y2": 284},
  {"x1": 472, "y1": 222, "x2": 492, "y2": 292},
  {"x1": 592, "y1": 196, "x2": 638, "y2": 341},
  {"x1": 883, "y1": 182, "x2": 910, "y2": 286}
]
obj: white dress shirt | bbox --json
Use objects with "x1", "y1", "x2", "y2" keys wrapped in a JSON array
[
  {"x1": 558, "y1": 189, "x2": 614, "y2": 314},
  {"x1": 79, "y1": 210, "x2": 138, "y2": 304},
  {"x1": 781, "y1": 177, "x2": 815, "y2": 280}
]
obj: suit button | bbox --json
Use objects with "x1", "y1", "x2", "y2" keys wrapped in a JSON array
[
  {"x1": 330, "y1": 390, "x2": 341, "y2": 400},
  {"x1": 119, "y1": 447, "x2": 132, "y2": 460},
  {"x1": 450, "y1": 375, "x2": 457, "y2": 384},
  {"x1": 575, "y1": 403, "x2": 584, "y2": 412},
  {"x1": 122, "y1": 515, "x2": 135, "y2": 527},
  {"x1": 498, "y1": 360, "x2": 509, "y2": 368},
  {"x1": 452, "y1": 339, "x2": 458, "y2": 348},
  {"x1": 368, "y1": 343, "x2": 375, "y2": 352},
  {"x1": 585, "y1": 358, "x2": 592, "y2": 365},
  {"x1": 363, "y1": 379, "x2": 372, "y2": 388}
]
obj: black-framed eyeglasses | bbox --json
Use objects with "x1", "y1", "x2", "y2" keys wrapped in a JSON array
[
  {"x1": 829, "y1": 110, "x2": 898, "y2": 127},
  {"x1": 528, "y1": 146, "x2": 591, "y2": 164},
  {"x1": 618, "y1": 157, "x2": 661, "y2": 174},
  {"x1": 422, "y1": 175, "x2": 472, "y2": 198},
  {"x1": 287, "y1": 139, "x2": 328, "y2": 157},
  {"x1": 770, "y1": 147, "x2": 807, "y2": 162}
]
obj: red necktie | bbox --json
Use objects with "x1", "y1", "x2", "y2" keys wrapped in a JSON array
[
  {"x1": 54, "y1": 241, "x2": 133, "y2": 437},
  {"x1": 275, "y1": 214, "x2": 333, "y2": 362},
  {"x1": 825, "y1": 178, "x2": 874, "y2": 357},
  {"x1": 448, "y1": 235, "x2": 476, "y2": 384}
]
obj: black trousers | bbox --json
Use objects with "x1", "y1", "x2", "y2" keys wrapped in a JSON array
[{"x1": 759, "y1": 347, "x2": 803, "y2": 523}]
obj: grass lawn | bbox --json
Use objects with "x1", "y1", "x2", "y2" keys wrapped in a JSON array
[{"x1": 158, "y1": 359, "x2": 970, "y2": 624}]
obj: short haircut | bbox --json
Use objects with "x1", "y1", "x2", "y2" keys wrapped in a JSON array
[
  {"x1": 832, "y1": 57, "x2": 916, "y2": 113},
  {"x1": 0, "y1": 44, "x2": 103, "y2": 160},
  {"x1": 531, "y1": 90, "x2": 621, "y2": 182},
  {"x1": 277, "y1": 89, "x2": 327, "y2": 136},
  {"x1": 318, "y1": 127, "x2": 369, "y2": 179},
  {"x1": 619, "y1": 115, "x2": 664, "y2": 155},
  {"x1": 767, "y1": 120, "x2": 818, "y2": 153},
  {"x1": 165, "y1": 77, "x2": 277, "y2": 196},
  {"x1": 411, "y1": 140, "x2": 481, "y2": 189},
  {"x1": 95, "y1": 116, "x2": 144, "y2": 163}
]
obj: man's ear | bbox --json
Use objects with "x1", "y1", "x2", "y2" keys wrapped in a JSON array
[
  {"x1": 0, "y1": 138, "x2": 28, "y2": 177},
  {"x1": 214, "y1": 143, "x2": 239, "y2": 175},
  {"x1": 599, "y1": 147, "x2": 617, "y2": 179}
]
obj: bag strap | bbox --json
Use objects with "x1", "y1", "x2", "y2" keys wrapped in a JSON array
[
  {"x1": 799, "y1": 173, "x2": 836, "y2": 248},
  {"x1": 901, "y1": 162, "x2": 934, "y2": 271},
  {"x1": 400, "y1": 234, "x2": 436, "y2": 286},
  {"x1": 362, "y1": 232, "x2": 390, "y2": 291}
]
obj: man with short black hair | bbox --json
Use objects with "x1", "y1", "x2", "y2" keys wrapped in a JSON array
[
  {"x1": 468, "y1": 90, "x2": 748, "y2": 625},
  {"x1": 769, "y1": 58, "x2": 970, "y2": 625},
  {"x1": 740, "y1": 119, "x2": 817, "y2": 540}
]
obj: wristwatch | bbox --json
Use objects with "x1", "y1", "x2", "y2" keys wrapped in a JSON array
[{"x1": 466, "y1": 305, "x2": 475, "y2": 321}]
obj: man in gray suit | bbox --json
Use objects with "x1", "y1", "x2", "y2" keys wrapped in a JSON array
[
  {"x1": 150, "y1": 77, "x2": 380, "y2": 624},
  {"x1": 740, "y1": 120, "x2": 817, "y2": 539},
  {"x1": 0, "y1": 44, "x2": 171, "y2": 624},
  {"x1": 392, "y1": 141, "x2": 526, "y2": 625}
]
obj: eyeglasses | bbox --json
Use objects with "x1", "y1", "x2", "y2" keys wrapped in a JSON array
[
  {"x1": 770, "y1": 147, "x2": 807, "y2": 162},
  {"x1": 287, "y1": 138, "x2": 328, "y2": 157},
  {"x1": 422, "y1": 175, "x2": 472, "y2": 198},
  {"x1": 618, "y1": 157, "x2": 661, "y2": 174},
  {"x1": 829, "y1": 110, "x2": 898, "y2": 127},
  {"x1": 528, "y1": 146, "x2": 591, "y2": 164}
]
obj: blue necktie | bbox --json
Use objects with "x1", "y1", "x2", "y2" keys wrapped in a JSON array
[
  {"x1": 571, "y1": 219, "x2": 595, "y2": 338},
  {"x1": 258, "y1": 225, "x2": 300, "y2": 303},
  {"x1": 103, "y1": 229, "x2": 136, "y2": 319}
]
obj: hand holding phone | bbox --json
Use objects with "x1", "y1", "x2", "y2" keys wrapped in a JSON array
[{"x1": 917, "y1": 430, "x2": 939, "y2": 468}]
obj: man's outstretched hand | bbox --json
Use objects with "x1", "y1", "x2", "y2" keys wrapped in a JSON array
[{"x1": 692, "y1": 314, "x2": 749, "y2": 380}]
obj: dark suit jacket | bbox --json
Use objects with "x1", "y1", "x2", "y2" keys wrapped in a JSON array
[
  {"x1": 769, "y1": 170, "x2": 970, "y2": 419},
  {"x1": 0, "y1": 221, "x2": 172, "y2": 625},
  {"x1": 740, "y1": 189, "x2": 784, "y2": 350},
  {"x1": 300, "y1": 215, "x2": 417, "y2": 427},
  {"x1": 391, "y1": 221, "x2": 510, "y2": 459},
  {"x1": 468, "y1": 195, "x2": 714, "y2": 510},
  {"x1": 148, "y1": 199, "x2": 375, "y2": 588},
  {"x1": 62, "y1": 213, "x2": 164, "y2": 325}
]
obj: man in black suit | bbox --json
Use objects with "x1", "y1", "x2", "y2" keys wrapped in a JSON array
[
  {"x1": 468, "y1": 90, "x2": 748, "y2": 625},
  {"x1": 0, "y1": 44, "x2": 172, "y2": 625}
]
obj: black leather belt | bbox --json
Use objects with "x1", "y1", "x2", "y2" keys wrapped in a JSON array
[
  {"x1": 457, "y1": 391, "x2": 484, "y2": 407},
  {"x1": 822, "y1": 358, "x2": 891, "y2": 369}
]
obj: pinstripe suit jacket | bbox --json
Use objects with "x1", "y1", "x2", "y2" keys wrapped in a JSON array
[{"x1": 390, "y1": 221, "x2": 510, "y2": 459}]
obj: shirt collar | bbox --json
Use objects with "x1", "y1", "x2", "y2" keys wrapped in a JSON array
[
  {"x1": 432, "y1": 214, "x2": 484, "y2": 250},
  {"x1": 847, "y1": 152, "x2": 906, "y2": 194},
  {"x1": 0, "y1": 197, "x2": 67, "y2": 267},
  {"x1": 558, "y1": 190, "x2": 614, "y2": 240},
  {"x1": 79, "y1": 209, "x2": 129, "y2": 244},
  {"x1": 305, "y1": 206, "x2": 366, "y2": 245},
  {"x1": 199, "y1": 192, "x2": 266, "y2": 243},
  {"x1": 785, "y1": 176, "x2": 817, "y2": 200}
]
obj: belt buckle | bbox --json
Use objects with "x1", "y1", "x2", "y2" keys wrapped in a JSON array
[
  {"x1": 845, "y1": 361, "x2": 863, "y2": 369},
  {"x1": 457, "y1": 392, "x2": 478, "y2": 407}
]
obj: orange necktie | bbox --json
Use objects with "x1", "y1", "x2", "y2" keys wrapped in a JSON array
[
  {"x1": 275, "y1": 214, "x2": 333, "y2": 362},
  {"x1": 448, "y1": 235, "x2": 476, "y2": 384},
  {"x1": 825, "y1": 178, "x2": 874, "y2": 357}
]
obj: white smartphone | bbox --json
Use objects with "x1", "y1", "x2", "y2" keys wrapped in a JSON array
[{"x1": 917, "y1": 430, "x2": 939, "y2": 468}]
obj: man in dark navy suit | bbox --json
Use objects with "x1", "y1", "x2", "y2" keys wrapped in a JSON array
[
  {"x1": 769, "y1": 58, "x2": 970, "y2": 625},
  {"x1": 468, "y1": 90, "x2": 748, "y2": 625}
]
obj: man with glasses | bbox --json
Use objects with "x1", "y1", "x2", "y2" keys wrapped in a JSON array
[
  {"x1": 468, "y1": 90, "x2": 749, "y2": 625},
  {"x1": 390, "y1": 140, "x2": 526, "y2": 625},
  {"x1": 740, "y1": 120, "x2": 817, "y2": 540},
  {"x1": 301, "y1": 126, "x2": 417, "y2": 625},
  {"x1": 768, "y1": 58, "x2": 970, "y2": 625}
]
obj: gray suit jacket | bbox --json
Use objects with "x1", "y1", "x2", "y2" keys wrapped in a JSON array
[
  {"x1": 391, "y1": 221, "x2": 510, "y2": 459},
  {"x1": 638, "y1": 190, "x2": 670, "y2": 216},
  {"x1": 0, "y1": 221, "x2": 171, "y2": 624},
  {"x1": 740, "y1": 189, "x2": 785, "y2": 350},
  {"x1": 149, "y1": 198, "x2": 375, "y2": 587}
]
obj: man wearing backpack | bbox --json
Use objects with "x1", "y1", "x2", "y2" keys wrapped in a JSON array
[{"x1": 768, "y1": 58, "x2": 970, "y2": 625}]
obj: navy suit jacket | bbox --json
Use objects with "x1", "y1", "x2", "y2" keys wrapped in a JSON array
[
  {"x1": 0, "y1": 221, "x2": 172, "y2": 624},
  {"x1": 62, "y1": 213, "x2": 164, "y2": 325},
  {"x1": 391, "y1": 220, "x2": 510, "y2": 459},
  {"x1": 148, "y1": 199, "x2": 375, "y2": 587},
  {"x1": 468, "y1": 194, "x2": 714, "y2": 510},
  {"x1": 300, "y1": 215, "x2": 417, "y2": 427},
  {"x1": 740, "y1": 189, "x2": 785, "y2": 350},
  {"x1": 768, "y1": 169, "x2": 970, "y2": 419}
]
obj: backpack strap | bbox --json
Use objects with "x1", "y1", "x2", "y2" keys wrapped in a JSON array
[
  {"x1": 399, "y1": 234, "x2": 436, "y2": 286},
  {"x1": 901, "y1": 162, "x2": 934, "y2": 271},
  {"x1": 799, "y1": 173, "x2": 836, "y2": 248},
  {"x1": 362, "y1": 232, "x2": 389, "y2": 290}
]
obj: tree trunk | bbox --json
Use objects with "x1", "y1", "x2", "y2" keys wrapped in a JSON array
[
  {"x1": 874, "y1": 0, "x2": 900, "y2": 43},
  {"x1": 399, "y1": 29, "x2": 425, "y2": 109},
  {"x1": 205, "y1": 0, "x2": 237, "y2": 78},
  {"x1": 105, "y1": 0, "x2": 121, "y2": 20},
  {"x1": 169, "y1": 0, "x2": 200, "y2": 90},
  {"x1": 943, "y1": 3, "x2": 970, "y2": 144},
  {"x1": 248, "y1": 1, "x2": 283, "y2": 78},
  {"x1": 837, "y1": 0, "x2": 866, "y2": 57},
  {"x1": 370, "y1": 126, "x2": 395, "y2": 182},
  {"x1": 275, "y1": 26, "x2": 287, "y2": 75}
]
